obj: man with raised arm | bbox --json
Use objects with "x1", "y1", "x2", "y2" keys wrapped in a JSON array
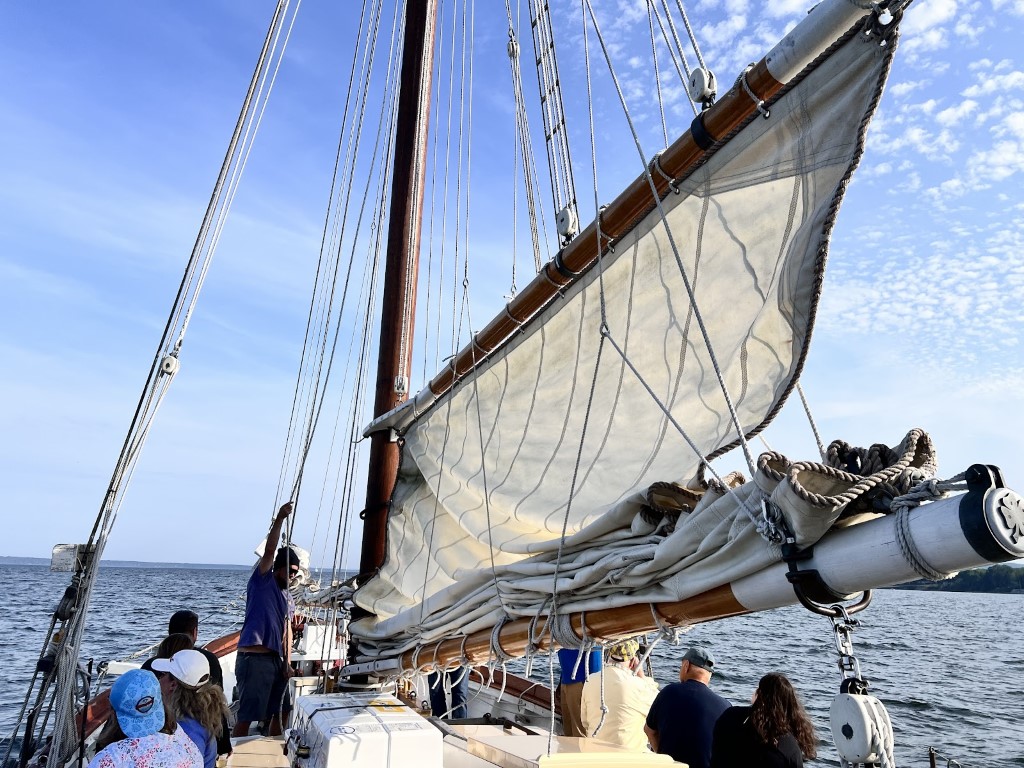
[{"x1": 232, "y1": 502, "x2": 299, "y2": 738}]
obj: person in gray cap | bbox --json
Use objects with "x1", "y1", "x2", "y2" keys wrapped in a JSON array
[{"x1": 644, "y1": 646, "x2": 729, "y2": 768}]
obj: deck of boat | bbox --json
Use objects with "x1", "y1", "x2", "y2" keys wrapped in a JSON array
[{"x1": 226, "y1": 727, "x2": 677, "y2": 767}]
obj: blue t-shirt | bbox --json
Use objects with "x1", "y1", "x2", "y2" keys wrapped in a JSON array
[
  {"x1": 178, "y1": 717, "x2": 216, "y2": 768},
  {"x1": 646, "y1": 679, "x2": 730, "y2": 768},
  {"x1": 557, "y1": 648, "x2": 603, "y2": 685},
  {"x1": 238, "y1": 567, "x2": 288, "y2": 656}
]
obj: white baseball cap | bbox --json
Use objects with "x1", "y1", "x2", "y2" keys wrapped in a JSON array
[{"x1": 151, "y1": 649, "x2": 211, "y2": 689}]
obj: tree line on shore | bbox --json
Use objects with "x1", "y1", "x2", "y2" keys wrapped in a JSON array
[{"x1": 896, "y1": 563, "x2": 1024, "y2": 593}]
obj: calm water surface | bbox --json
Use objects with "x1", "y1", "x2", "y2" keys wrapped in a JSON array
[{"x1": 1, "y1": 565, "x2": 1021, "y2": 766}]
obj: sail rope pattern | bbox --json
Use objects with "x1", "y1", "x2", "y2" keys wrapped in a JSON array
[
  {"x1": 351, "y1": 0, "x2": 902, "y2": 687},
  {"x1": 2, "y1": 5, "x2": 303, "y2": 765},
  {"x1": 579, "y1": 0, "x2": 760, "y2": 480}
]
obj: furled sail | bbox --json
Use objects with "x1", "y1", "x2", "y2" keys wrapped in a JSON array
[{"x1": 354, "y1": 16, "x2": 896, "y2": 655}]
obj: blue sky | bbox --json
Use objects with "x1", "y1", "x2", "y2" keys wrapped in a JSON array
[{"x1": 1, "y1": 0, "x2": 1021, "y2": 567}]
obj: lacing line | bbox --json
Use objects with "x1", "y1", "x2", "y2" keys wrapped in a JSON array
[
  {"x1": 648, "y1": 150, "x2": 680, "y2": 194},
  {"x1": 649, "y1": 603, "x2": 686, "y2": 644},
  {"x1": 489, "y1": 616, "x2": 514, "y2": 703},
  {"x1": 524, "y1": 604, "x2": 551, "y2": 678},
  {"x1": 740, "y1": 65, "x2": 770, "y2": 118}
]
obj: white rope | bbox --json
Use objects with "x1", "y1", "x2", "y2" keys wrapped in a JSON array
[{"x1": 892, "y1": 474, "x2": 966, "y2": 581}]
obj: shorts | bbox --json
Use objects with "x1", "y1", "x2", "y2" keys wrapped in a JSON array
[{"x1": 236, "y1": 652, "x2": 287, "y2": 723}]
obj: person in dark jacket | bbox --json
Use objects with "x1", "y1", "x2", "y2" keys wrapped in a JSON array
[
  {"x1": 645, "y1": 646, "x2": 729, "y2": 768},
  {"x1": 711, "y1": 672, "x2": 817, "y2": 768}
]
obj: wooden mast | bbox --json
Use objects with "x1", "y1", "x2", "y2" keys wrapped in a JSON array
[{"x1": 359, "y1": 0, "x2": 440, "y2": 579}]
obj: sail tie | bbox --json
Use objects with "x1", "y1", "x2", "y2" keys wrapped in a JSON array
[{"x1": 739, "y1": 64, "x2": 770, "y2": 119}]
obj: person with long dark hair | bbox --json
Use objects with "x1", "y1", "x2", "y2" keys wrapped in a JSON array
[{"x1": 710, "y1": 672, "x2": 817, "y2": 768}]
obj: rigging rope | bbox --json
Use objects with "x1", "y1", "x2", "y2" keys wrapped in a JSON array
[
  {"x1": 3, "y1": 5, "x2": 303, "y2": 765},
  {"x1": 647, "y1": 1, "x2": 670, "y2": 147},
  {"x1": 527, "y1": 0, "x2": 579, "y2": 237}
]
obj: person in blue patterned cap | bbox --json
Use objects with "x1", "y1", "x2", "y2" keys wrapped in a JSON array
[{"x1": 88, "y1": 668, "x2": 201, "y2": 768}]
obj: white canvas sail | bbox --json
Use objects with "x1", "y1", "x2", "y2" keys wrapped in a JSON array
[{"x1": 353, "y1": 22, "x2": 896, "y2": 652}]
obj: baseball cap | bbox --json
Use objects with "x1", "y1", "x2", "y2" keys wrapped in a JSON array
[
  {"x1": 274, "y1": 546, "x2": 301, "y2": 572},
  {"x1": 110, "y1": 669, "x2": 165, "y2": 738},
  {"x1": 682, "y1": 646, "x2": 716, "y2": 671},
  {"x1": 607, "y1": 639, "x2": 640, "y2": 661},
  {"x1": 151, "y1": 649, "x2": 211, "y2": 689}
]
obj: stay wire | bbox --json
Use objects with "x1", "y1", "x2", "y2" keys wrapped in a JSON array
[
  {"x1": 647, "y1": 1, "x2": 670, "y2": 147},
  {"x1": 7, "y1": 6, "x2": 301, "y2": 763}
]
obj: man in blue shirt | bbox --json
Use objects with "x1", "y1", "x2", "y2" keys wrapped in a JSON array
[
  {"x1": 232, "y1": 502, "x2": 297, "y2": 738},
  {"x1": 644, "y1": 646, "x2": 729, "y2": 768},
  {"x1": 556, "y1": 647, "x2": 602, "y2": 737}
]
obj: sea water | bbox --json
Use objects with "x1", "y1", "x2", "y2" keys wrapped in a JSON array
[{"x1": 1, "y1": 564, "x2": 1021, "y2": 766}]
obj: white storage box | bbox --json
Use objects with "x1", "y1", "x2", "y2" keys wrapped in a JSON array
[{"x1": 289, "y1": 692, "x2": 441, "y2": 768}]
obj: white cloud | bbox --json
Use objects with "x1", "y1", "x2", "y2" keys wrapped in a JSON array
[
  {"x1": 763, "y1": 0, "x2": 809, "y2": 18},
  {"x1": 699, "y1": 14, "x2": 748, "y2": 49},
  {"x1": 902, "y1": 27, "x2": 951, "y2": 55},
  {"x1": 890, "y1": 80, "x2": 927, "y2": 97},
  {"x1": 998, "y1": 111, "x2": 1024, "y2": 139},
  {"x1": 935, "y1": 99, "x2": 978, "y2": 126},
  {"x1": 902, "y1": 0, "x2": 959, "y2": 34},
  {"x1": 992, "y1": 0, "x2": 1024, "y2": 16}
]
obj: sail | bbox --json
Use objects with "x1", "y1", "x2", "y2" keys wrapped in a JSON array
[{"x1": 352, "y1": 22, "x2": 895, "y2": 650}]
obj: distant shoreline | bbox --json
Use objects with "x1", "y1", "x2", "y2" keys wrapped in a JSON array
[{"x1": 0, "y1": 555, "x2": 249, "y2": 570}]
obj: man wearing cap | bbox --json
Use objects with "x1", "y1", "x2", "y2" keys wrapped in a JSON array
[
  {"x1": 580, "y1": 638, "x2": 659, "y2": 752},
  {"x1": 232, "y1": 501, "x2": 297, "y2": 738},
  {"x1": 88, "y1": 668, "x2": 201, "y2": 768},
  {"x1": 644, "y1": 645, "x2": 730, "y2": 768}
]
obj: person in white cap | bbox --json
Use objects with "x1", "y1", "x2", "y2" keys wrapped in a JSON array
[
  {"x1": 88, "y1": 668, "x2": 201, "y2": 768},
  {"x1": 580, "y1": 638, "x2": 659, "y2": 752},
  {"x1": 152, "y1": 650, "x2": 229, "y2": 768}
]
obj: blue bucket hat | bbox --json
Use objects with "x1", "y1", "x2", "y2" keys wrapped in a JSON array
[{"x1": 110, "y1": 669, "x2": 164, "y2": 738}]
